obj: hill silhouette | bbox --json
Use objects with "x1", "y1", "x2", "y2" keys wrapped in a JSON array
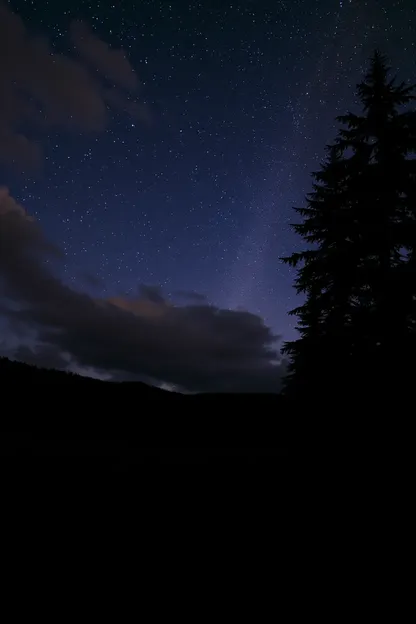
[
  {"x1": 0, "y1": 357, "x2": 289, "y2": 467},
  {"x1": 0, "y1": 356, "x2": 172, "y2": 394}
]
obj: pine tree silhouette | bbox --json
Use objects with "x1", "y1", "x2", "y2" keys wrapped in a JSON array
[{"x1": 281, "y1": 51, "x2": 416, "y2": 400}]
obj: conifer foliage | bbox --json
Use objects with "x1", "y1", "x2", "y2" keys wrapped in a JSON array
[{"x1": 281, "y1": 51, "x2": 416, "y2": 398}]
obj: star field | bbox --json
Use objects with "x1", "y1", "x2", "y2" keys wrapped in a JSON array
[{"x1": 2, "y1": 0, "x2": 416, "y2": 344}]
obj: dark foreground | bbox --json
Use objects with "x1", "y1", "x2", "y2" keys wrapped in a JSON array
[{"x1": 0, "y1": 358, "x2": 289, "y2": 471}]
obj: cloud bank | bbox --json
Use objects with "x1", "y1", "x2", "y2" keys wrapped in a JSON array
[
  {"x1": 0, "y1": 3, "x2": 149, "y2": 169},
  {"x1": 0, "y1": 188, "x2": 283, "y2": 392}
]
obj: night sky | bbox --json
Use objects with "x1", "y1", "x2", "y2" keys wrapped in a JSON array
[{"x1": 0, "y1": 0, "x2": 415, "y2": 391}]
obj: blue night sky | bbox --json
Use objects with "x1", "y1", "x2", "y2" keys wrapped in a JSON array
[{"x1": 0, "y1": 0, "x2": 415, "y2": 391}]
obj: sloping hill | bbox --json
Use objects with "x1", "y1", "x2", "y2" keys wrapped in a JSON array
[{"x1": 0, "y1": 357, "x2": 289, "y2": 466}]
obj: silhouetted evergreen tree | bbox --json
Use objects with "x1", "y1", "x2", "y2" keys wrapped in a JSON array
[{"x1": 281, "y1": 51, "x2": 416, "y2": 399}]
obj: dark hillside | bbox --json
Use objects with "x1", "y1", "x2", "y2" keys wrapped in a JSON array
[{"x1": 0, "y1": 358, "x2": 289, "y2": 468}]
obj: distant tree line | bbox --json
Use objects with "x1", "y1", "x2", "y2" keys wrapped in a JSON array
[
  {"x1": 0, "y1": 357, "x2": 100, "y2": 384},
  {"x1": 281, "y1": 51, "x2": 416, "y2": 399}
]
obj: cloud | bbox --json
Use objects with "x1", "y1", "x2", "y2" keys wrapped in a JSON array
[
  {"x1": 0, "y1": 188, "x2": 284, "y2": 392},
  {"x1": 0, "y1": 3, "x2": 148, "y2": 169},
  {"x1": 174, "y1": 290, "x2": 208, "y2": 303},
  {"x1": 10, "y1": 344, "x2": 70, "y2": 372},
  {"x1": 0, "y1": 130, "x2": 43, "y2": 170},
  {"x1": 70, "y1": 20, "x2": 138, "y2": 90},
  {"x1": 138, "y1": 285, "x2": 166, "y2": 304}
]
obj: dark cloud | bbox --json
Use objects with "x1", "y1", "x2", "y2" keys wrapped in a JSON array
[
  {"x1": 10, "y1": 344, "x2": 70, "y2": 372},
  {"x1": 70, "y1": 20, "x2": 138, "y2": 90},
  {"x1": 0, "y1": 3, "x2": 149, "y2": 169},
  {"x1": 78, "y1": 272, "x2": 104, "y2": 290},
  {"x1": 0, "y1": 129, "x2": 43, "y2": 171},
  {"x1": 174, "y1": 290, "x2": 208, "y2": 303},
  {"x1": 138, "y1": 285, "x2": 166, "y2": 304},
  {"x1": 0, "y1": 188, "x2": 284, "y2": 392}
]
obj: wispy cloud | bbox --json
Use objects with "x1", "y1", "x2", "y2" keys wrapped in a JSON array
[{"x1": 0, "y1": 2, "x2": 150, "y2": 170}]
